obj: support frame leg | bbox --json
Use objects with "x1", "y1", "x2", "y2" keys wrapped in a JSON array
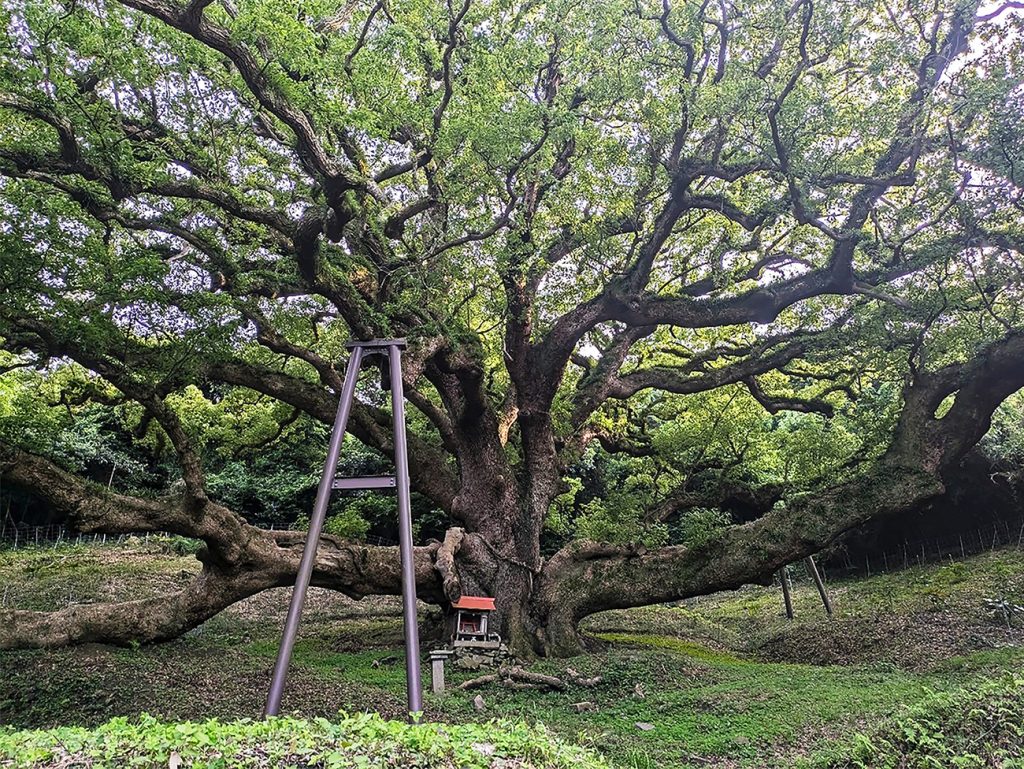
[
  {"x1": 389, "y1": 344, "x2": 424, "y2": 718},
  {"x1": 264, "y1": 347, "x2": 365, "y2": 717}
]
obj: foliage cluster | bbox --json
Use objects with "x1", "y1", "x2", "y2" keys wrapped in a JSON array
[
  {"x1": 0, "y1": 368, "x2": 449, "y2": 537},
  {"x1": 810, "y1": 675, "x2": 1024, "y2": 769},
  {"x1": 0, "y1": 0, "x2": 1022, "y2": 558},
  {"x1": 981, "y1": 391, "x2": 1024, "y2": 484},
  {"x1": 0, "y1": 713, "x2": 607, "y2": 769}
]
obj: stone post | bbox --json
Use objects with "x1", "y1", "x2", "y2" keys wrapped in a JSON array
[{"x1": 429, "y1": 650, "x2": 454, "y2": 695}]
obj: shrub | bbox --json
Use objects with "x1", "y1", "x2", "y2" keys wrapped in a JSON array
[
  {"x1": 292, "y1": 506, "x2": 370, "y2": 542},
  {"x1": 671, "y1": 507, "x2": 731, "y2": 548},
  {"x1": 573, "y1": 496, "x2": 668, "y2": 548},
  {"x1": 155, "y1": 535, "x2": 204, "y2": 556}
]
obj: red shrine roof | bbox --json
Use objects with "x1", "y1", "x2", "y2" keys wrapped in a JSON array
[{"x1": 452, "y1": 596, "x2": 496, "y2": 611}]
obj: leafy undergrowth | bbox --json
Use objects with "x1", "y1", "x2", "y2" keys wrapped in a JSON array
[
  {"x1": 2, "y1": 541, "x2": 1024, "y2": 767},
  {"x1": 429, "y1": 627, "x2": 1022, "y2": 767},
  {"x1": 0, "y1": 713, "x2": 607, "y2": 768},
  {"x1": 803, "y1": 674, "x2": 1024, "y2": 769}
]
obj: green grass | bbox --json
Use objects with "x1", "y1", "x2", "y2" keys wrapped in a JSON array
[
  {"x1": 0, "y1": 539, "x2": 199, "y2": 611},
  {"x1": 586, "y1": 548, "x2": 1024, "y2": 672},
  {"x1": 594, "y1": 632, "x2": 748, "y2": 664},
  {"x1": 1, "y1": 540, "x2": 1023, "y2": 767},
  {"x1": 244, "y1": 637, "x2": 412, "y2": 688},
  {"x1": 426, "y1": 634, "x2": 960, "y2": 767}
]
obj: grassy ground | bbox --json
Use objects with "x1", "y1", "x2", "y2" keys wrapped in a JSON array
[{"x1": 1, "y1": 540, "x2": 1023, "y2": 767}]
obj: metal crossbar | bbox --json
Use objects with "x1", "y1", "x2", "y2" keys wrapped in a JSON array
[
  {"x1": 264, "y1": 339, "x2": 423, "y2": 719},
  {"x1": 331, "y1": 476, "x2": 397, "y2": 490}
]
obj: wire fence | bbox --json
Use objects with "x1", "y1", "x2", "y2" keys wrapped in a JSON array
[
  {"x1": 0, "y1": 521, "x2": 398, "y2": 550},
  {"x1": 0, "y1": 522, "x2": 127, "y2": 549},
  {"x1": 822, "y1": 517, "x2": 1024, "y2": 580}
]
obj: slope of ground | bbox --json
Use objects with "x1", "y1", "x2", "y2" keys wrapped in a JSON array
[
  {"x1": 0, "y1": 540, "x2": 1022, "y2": 767},
  {"x1": 589, "y1": 549, "x2": 1024, "y2": 671}
]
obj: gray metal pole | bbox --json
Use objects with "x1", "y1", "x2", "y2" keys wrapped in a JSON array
[
  {"x1": 264, "y1": 346, "x2": 365, "y2": 717},
  {"x1": 388, "y1": 343, "x2": 423, "y2": 718}
]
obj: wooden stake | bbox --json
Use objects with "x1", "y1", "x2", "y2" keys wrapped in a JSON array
[
  {"x1": 804, "y1": 556, "x2": 833, "y2": 617},
  {"x1": 779, "y1": 566, "x2": 794, "y2": 620}
]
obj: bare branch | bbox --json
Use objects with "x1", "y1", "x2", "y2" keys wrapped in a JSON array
[{"x1": 743, "y1": 375, "x2": 835, "y2": 417}]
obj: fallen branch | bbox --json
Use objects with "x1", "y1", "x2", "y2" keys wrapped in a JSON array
[
  {"x1": 506, "y1": 666, "x2": 567, "y2": 691},
  {"x1": 566, "y1": 667, "x2": 603, "y2": 687},
  {"x1": 458, "y1": 673, "x2": 499, "y2": 690},
  {"x1": 457, "y1": 665, "x2": 567, "y2": 692}
]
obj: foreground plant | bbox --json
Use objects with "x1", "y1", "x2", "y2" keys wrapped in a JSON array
[
  {"x1": 809, "y1": 674, "x2": 1024, "y2": 769},
  {"x1": 0, "y1": 712, "x2": 606, "y2": 769}
]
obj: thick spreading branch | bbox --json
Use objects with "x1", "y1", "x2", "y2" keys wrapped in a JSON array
[
  {"x1": 535, "y1": 329, "x2": 1024, "y2": 654},
  {"x1": 116, "y1": 0, "x2": 357, "y2": 191},
  {"x1": 0, "y1": 443, "x2": 242, "y2": 557},
  {"x1": 520, "y1": 1, "x2": 982, "y2": 430},
  {"x1": 434, "y1": 526, "x2": 465, "y2": 602},
  {"x1": 0, "y1": 442, "x2": 457, "y2": 649}
]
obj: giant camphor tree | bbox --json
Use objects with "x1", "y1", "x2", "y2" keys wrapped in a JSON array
[{"x1": 0, "y1": 0, "x2": 1023, "y2": 656}]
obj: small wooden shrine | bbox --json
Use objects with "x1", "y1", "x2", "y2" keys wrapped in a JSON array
[{"x1": 449, "y1": 595, "x2": 500, "y2": 649}]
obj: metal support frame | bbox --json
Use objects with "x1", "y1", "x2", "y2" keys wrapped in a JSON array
[{"x1": 264, "y1": 339, "x2": 423, "y2": 719}]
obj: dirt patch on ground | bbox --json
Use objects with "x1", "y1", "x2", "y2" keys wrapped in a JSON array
[
  {"x1": 754, "y1": 611, "x2": 1024, "y2": 670},
  {"x1": 0, "y1": 639, "x2": 412, "y2": 729}
]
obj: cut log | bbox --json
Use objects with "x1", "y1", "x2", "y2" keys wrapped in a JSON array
[{"x1": 457, "y1": 673, "x2": 499, "y2": 691}]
